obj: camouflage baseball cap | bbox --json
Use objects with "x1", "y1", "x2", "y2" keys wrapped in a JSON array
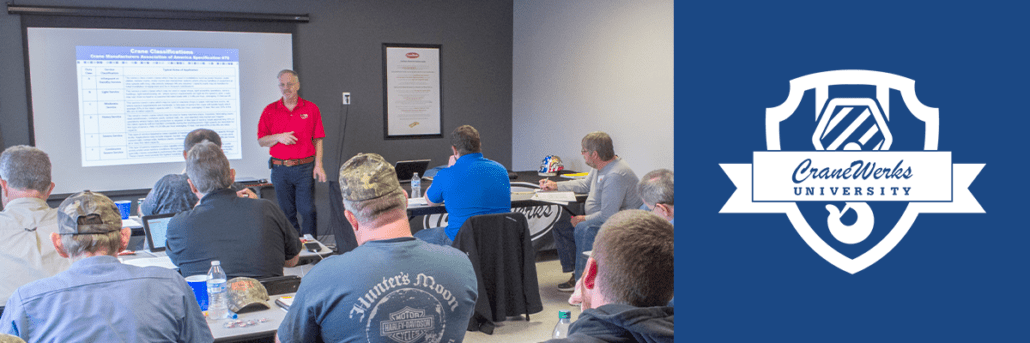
[
  {"x1": 338, "y1": 153, "x2": 403, "y2": 202},
  {"x1": 227, "y1": 277, "x2": 270, "y2": 313},
  {"x1": 57, "y1": 190, "x2": 122, "y2": 235},
  {"x1": 0, "y1": 333, "x2": 26, "y2": 343}
]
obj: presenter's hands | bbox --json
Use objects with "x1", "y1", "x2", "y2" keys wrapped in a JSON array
[
  {"x1": 313, "y1": 164, "x2": 327, "y2": 182},
  {"x1": 277, "y1": 132, "x2": 298, "y2": 145},
  {"x1": 570, "y1": 215, "x2": 586, "y2": 227},
  {"x1": 237, "y1": 188, "x2": 258, "y2": 199},
  {"x1": 539, "y1": 179, "x2": 558, "y2": 191}
]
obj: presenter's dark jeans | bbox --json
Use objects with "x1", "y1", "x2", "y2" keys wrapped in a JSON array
[
  {"x1": 271, "y1": 163, "x2": 316, "y2": 236},
  {"x1": 553, "y1": 219, "x2": 599, "y2": 281}
]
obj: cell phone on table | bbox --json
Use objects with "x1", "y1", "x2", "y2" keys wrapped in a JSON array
[{"x1": 304, "y1": 241, "x2": 321, "y2": 253}]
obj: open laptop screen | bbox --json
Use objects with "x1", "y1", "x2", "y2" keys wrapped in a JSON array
[
  {"x1": 142, "y1": 213, "x2": 177, "y2": 252},
  {"x1": 395, "y1": 159, "x2": 430, "y2": 182}
]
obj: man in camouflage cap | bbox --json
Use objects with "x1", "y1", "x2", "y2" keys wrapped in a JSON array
[
  {"x1": 277, "y1": 153, "x2": 478, "y2": 343},
  {"x1": 0, "y1": 191, "x2": 212, "y2": 342}
]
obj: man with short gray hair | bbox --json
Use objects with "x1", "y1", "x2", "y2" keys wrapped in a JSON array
[
  {"x1": 546, "y1": 210, "x2": 674, "y2": 343},
  {"x1": 276, "y1": 153, "x2": 477, "y2": 343},
  {"x1": 258, "y1": 69, "x2": 327, "y2": 237},
  {"x1": 140, "y1": 128, "x2": 256, "y2": 217},
  {"x1": 0, "y1": 191, "x2": 212, "y2": 342},
  {"x1": 638, "y1": 169, "x2": 674, "y2": 225},
  {"x1": 0, "y1": 146, "x2": 70, "y2": 307},
  {"x1": 539, "y1": 131, "x2": 643, "y2": 291},
  {"x1": 166, "y1": 142, "x2": 301, "y2": 279}
]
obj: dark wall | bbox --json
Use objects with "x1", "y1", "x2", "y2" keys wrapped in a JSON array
[{"x1": 1, "y1": 0, "x2": 514, "y2": 235}]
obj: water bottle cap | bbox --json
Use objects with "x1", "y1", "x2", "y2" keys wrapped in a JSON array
[
  {"x1": 558, "y1": 310, "x2": 570, "y2": 319},
  {"x1": 211, "y1": 260, "x2": 220, "y2": 266}
]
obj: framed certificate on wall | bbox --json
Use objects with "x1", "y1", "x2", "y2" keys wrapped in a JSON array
[{"x1": 382, "y1": 43, "x2": 443, "y2": 139}]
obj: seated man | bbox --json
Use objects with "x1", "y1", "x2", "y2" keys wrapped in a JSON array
[
  {"x1": 548, "y1": 210, "x2": 674, "y2": 343},
  {"x1": 638, "y1": 169, "x2": 674, "y2": 225},
  {"x1": 276, "y1": 153, "x2": 477, "y2": 343},
  {"x1": 570, "y1": 168, "x2": 676, "y2": 306},
  {"x1": 166, "y1": 142, "x2": 301, "y2": 279},
  {"x1": 0, "y1": 146, "x2": 70, "y2": 307},
  {"x1": 140, "y1": 128, "x2": 255, "y2": 217},
  {"x1": 0, "y1": 191, "x2": 212, "y2": 342},
  {"x1": 418, "y1": 125, "x2": 511, "y2": 245},
  {"x1": 539, "y1": 131, "x2": 642, "y2": 291}
]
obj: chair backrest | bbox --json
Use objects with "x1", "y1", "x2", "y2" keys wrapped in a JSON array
[
  {"x1": 452, "y1": 212, "x2": 543, "y2": 326},
  {"x1": 326, "y1": 180, "x2": 359, "y2": 254}
]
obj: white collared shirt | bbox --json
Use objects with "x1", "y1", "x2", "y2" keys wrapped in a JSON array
[{"x1": 0, "y1": 197, "x2": 71, "y2": 304}]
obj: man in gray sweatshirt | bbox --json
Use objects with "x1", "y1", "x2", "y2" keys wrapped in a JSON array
[{"x1": 539, "y1": 131, "x2": 643, "y2": 291}]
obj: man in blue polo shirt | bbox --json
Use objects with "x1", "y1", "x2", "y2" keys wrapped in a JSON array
[{"x1": 417, "y1": 125, "x2": 511, "y2": 245}]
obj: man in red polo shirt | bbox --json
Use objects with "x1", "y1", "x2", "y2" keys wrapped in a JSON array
[{"x1": 257, "y1": 69, "x2": 327, "y2": 237}]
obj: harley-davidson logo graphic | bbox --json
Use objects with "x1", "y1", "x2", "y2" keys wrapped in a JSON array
[
  {"x1": 381, "y1": 306, "x2": 433, "y2": 343},
  {"x1": 720, "y1": 70, "x2": 984, "y2": 273}
]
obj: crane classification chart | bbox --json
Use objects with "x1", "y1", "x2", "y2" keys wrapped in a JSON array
[{"x1": 75, "y1": 46, "x2": 242, "y2": 167}]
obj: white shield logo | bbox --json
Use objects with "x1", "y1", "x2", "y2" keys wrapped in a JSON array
[{"x1": 721, "y1": 70, "x2": 984, "y2": 274}]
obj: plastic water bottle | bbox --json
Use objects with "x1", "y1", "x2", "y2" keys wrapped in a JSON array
[
  {"x1": 411, "y1": 172, "x2": 421, "y2": 198},
  {"x1": 207, "y1": 260, "x2": 229, "y2": 320},
  {"x1": 552, "y1": 310, "x2": 571, "y2": 339}
]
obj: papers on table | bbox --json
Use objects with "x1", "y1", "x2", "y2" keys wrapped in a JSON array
[
  {"x1": 122, "y1": 216, "x2": 143, "y2": 228},
  {"x1": 531, "y1": 191, "x2": 577, "y2": 205},
  {"x1": 275, "y1": 296, "x2": 295, "y2": 310},
  {"x1": 121, "y1": 255, "x2": 176, "y2": 269},
  {"x1": 407, "y1": 197, "x2": 428, "y2": 207}
]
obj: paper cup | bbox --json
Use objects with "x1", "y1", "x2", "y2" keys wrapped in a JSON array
[{"x1": 185, "y1": 275, "x2": 209, "y2": 311}]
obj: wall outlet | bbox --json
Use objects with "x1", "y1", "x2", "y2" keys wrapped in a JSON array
[{"x1": 342, "y1": 92, "x2": 351, "y2": 105}]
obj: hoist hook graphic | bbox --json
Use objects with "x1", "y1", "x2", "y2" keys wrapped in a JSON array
[{"x1": 825, "y1": 202, "x2": 874, "y2": 244}]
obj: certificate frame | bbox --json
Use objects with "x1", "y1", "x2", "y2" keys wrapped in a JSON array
[{"x1": 382, "y1": 43, "x2": 444, "y2": 139}]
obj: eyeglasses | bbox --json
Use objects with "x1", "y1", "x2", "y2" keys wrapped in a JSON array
[{"x1": 278, "y1": 82, "x2": 297, "y2": 87}]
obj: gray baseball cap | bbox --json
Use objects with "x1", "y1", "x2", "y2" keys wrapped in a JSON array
[
  {"x1": 57, "y1": 190, "x2": 122, "y2": 235},
  {"x1": 338, "y1": 153, "x2": 403, "y2": 202}
]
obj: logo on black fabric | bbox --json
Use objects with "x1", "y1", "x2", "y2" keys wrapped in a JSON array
[{"x1": 720, "y1": 70, "x2": 984, "y2": 273}]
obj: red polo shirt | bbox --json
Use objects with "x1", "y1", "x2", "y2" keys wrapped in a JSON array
[{"x1": 258, "y1": 97, "x2": 325, "y2": 160}]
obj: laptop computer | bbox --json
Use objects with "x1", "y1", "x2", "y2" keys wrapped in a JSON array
[
  {"x1": 395, "y1": 159, "x2": 430, "y2": 183},
  {"x1": 142, "y1": 212, "x2": 177, "y2": 252}
]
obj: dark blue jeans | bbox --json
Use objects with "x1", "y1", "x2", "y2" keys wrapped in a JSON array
[
  {"x1": 413, "y1": 227, "x2": 454, "y2": 246},
  {"x1": 271, "y1": 162, "x2": 316, "y2": 236},
  {"x1": 552, "y1": 217, "x2": 600, "y2": 281}
]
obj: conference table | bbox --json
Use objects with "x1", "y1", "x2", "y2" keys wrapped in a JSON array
[
  {"x1": 403, "y1": 170, "x2": 587, "y2": 217},
  {"x1": 206, "y1": 294, "x2": 293, "y2": 343},
  {"x1": 119, "y1": 251, "x2": 324, "y2": 342}
]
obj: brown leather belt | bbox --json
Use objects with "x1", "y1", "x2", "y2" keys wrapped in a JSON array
[{"x1": 271, "y1": 156, "x2": 315, "y2": 167}]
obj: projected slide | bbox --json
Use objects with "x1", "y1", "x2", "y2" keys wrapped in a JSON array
[
  {"x1": 76, "y1": 46, "x2": 241, "y2": 167},
  {"x1": 28, "y1": 27, "x2": 291, "y2": 194}
]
